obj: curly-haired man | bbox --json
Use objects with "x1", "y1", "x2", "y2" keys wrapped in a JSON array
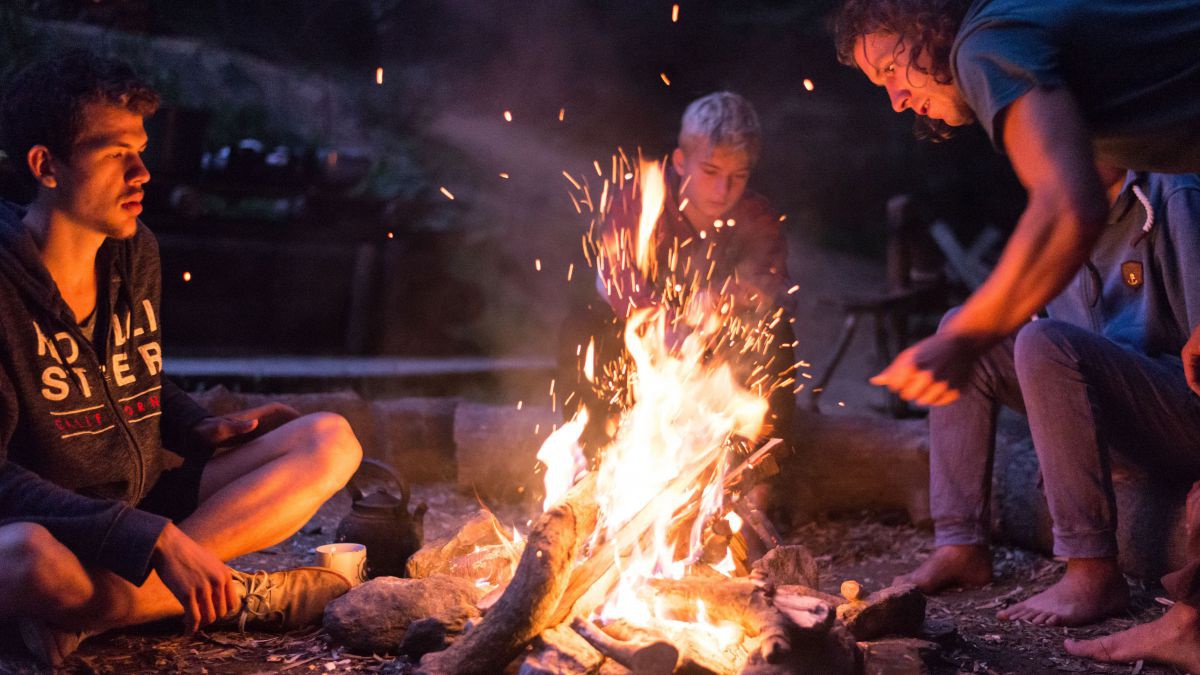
[{"x1": 834, "y1": 0, "x2": 1200, "y2": 668}]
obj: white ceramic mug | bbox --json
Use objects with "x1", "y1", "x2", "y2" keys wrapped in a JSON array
[{"x1": 315, "y1": 543, "x2": 367, "y2": 586}]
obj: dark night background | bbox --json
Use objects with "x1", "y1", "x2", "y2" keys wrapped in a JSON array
[{"x1": 0, "y1": 0, "x2": 1025, "y2": 359}]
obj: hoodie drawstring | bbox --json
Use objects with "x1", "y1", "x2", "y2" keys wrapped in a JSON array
[{"x1": 1131, "y1": 184, "x2": 1155, "y2": 246}]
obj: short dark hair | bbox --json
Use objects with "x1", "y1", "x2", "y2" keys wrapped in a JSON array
[
  {"x1": 834, "y1": 0, "x2": 972, "y2": 141},
  {"x1": 0, "y1": 51, "x2": 159, "y2": 187}
]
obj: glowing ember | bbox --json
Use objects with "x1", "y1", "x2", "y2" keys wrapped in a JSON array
[
  {"x1": 375, "y1": 67, "x2": 384, "y2": 85},
  {"x1": 660, "y1": 72, "x2": 672, "y2": 86},
  {"x1": 559, "y1": 107, "x2": 566, "y2": 121},
  {"x1": 182, "y1": 271, "x2": 192, "y2": 282},
  {"x1": 503, "y1": 109, "x2": 513, "y2": 122},
  {"x1": 672, "y1": 3, "x2": 680, "y2": 22},
  {"x1": 439, "y1": 186, "x2": 455, "y2": 200},
  {"x1": 803, "y1": 78, "x2": 814, "y2": 91}
]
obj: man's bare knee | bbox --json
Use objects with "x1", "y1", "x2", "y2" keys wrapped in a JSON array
[
  {"x1": 0, "y1": 523, "x2": 93, "y2": 610},
  {"x1": 296, "y1": 412, "x2": 362, "y2": 493}
]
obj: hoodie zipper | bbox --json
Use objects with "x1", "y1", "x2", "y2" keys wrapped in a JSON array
[{"x1": 58, "y1": 272, "x2": 148, "y2": 504}]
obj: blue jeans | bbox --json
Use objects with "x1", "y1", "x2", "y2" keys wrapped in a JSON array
[{"x1": 931, "y1": 316, "x2": 1200, "y2": 558}]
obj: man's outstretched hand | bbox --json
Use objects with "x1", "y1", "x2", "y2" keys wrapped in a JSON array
[
  {"x1": 870, "y1": 332, "x2": 987, "y2": 407},
  {"x1": 151, "y1": 523, "x2": 238, "y2": 634},
  {"x1": 191, "y1": 403, "x2": 301, "y2": 453},
  {"x1": 1183, "y1": 323, "x2": 1200, "y2": 397}
]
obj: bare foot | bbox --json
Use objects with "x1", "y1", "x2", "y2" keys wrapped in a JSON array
[
  {"x1": 997, "y1": 557, "x2": 1128, "y2": 626},
  {"x1": 892, "y1": 545, "x2": 992, "y2": 594},
  {"x1": 1064, "y1": 601, "x2": 1200, "y2": 672}
]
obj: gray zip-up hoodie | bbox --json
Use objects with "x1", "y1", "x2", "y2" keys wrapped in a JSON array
[
  {"x1": 1046, "y1": 171, "x2": 1200, "y2": 361},
  {"x1": 0, "y1": 199, "x2": 212, "y2": 585}
]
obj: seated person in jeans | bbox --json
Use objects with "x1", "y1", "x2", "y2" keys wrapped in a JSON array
[{"x1": 894, "y1": 165, "x2": 1200, "y2": 626}]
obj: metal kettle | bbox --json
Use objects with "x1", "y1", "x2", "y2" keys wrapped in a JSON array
[{"x1": 335, "y1": 459, "x2": 427, "y2": 578}]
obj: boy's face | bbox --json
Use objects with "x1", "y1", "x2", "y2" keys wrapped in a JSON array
[
  {"x1": 45, "y1": 102, "x2": 150, "y2": 240},
  {"x1": 853, "y1": 32, "x2": 974, "y2": 127},
  {"x1": 672, "y1": 141, "x2": 751, "y2": 222}
]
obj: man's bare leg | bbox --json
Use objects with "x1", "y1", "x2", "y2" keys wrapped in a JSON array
[
  {"x1": 0, "y1": 523, "x2": 95, "y2": 620},
  {"x1": 1064, "y1": 601, "x2": 1200, "y2": 671},
  {"x1": 892, "y1": 544, "x2": 993, "y2": 593},
  {"x1": 2, "y1": 412, "x2": 361, "y2": 634},
  {"x1": 996, "y1": 557, "x2": 1128, "y2": 626},
  {"x1": 187, "y1": 412, "x2": 362, "y2": 560}
]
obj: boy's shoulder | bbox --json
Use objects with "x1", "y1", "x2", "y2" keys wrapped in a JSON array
[{"x1": 731, "y1": 189, "x2": 782, "y2": 231}]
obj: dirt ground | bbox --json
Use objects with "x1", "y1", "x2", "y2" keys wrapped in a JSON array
[{"x1": 0, "y1": 483, "x2": 1180, "y2": 675}]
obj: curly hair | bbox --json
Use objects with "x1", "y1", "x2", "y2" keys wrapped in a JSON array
[
  {"x1": 833, "y1": 0, "x2": 973, "y2": 141},
  {"x1": 1, "y1": 50, "x2": 159, "y2": 189}
]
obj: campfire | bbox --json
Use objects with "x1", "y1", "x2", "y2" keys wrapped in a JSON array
[{"x1": 392, "y1": 155, "x2": 925, "y2": 674}]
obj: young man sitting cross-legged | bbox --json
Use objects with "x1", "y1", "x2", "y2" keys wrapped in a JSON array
[{"x1": 0, "y1": 52, "x2": 363, "y2": 667}]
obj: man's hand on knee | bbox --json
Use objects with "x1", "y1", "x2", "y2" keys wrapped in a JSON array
[
  {"x1": 151, "y1": 523, "x2": 237, "y2": 634},
  {"x1": 191, "y1": 403, "x2": 302, "y2": 454}
]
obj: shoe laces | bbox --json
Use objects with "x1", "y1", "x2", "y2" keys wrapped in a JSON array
[{"x1": 236, "y1": 570, "x2": 284, "y2": 631}]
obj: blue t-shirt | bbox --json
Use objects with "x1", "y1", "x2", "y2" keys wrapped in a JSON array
[{"x1": 951, "y1": 0, "x2": 1200, "y2": 172}]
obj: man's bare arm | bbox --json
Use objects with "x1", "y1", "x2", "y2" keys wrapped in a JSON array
[
  {"x1": 872, "y1": 87, "x2": 1109, "y2": 405},
  {"x1": 942, "y1": 86, "x2": 1108, "y2": 341}
]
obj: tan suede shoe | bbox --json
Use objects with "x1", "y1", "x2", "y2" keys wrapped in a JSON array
[{"x1": 225, "y1": 567, "x2": 352, "y2": 631}]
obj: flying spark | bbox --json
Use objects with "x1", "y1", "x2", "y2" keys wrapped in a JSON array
[
  {"x1": 440, "y1": 186, "x2": 455, "y2": 200},
  {"x1": 503, "y1": 110, "x2": 513, "y2": 122},
  {"x1": 672, "y1": 3, "x2": 680, "y2": 22},
  {"x1": 375, "y1": 67, "x2": 384, "y2": 85},
  {"x1": 803, "y1": 78, "x2": 814, "y2": 91},
  {"x1": 182, "y1": 271, "x2": 192, "y2": 282},
  {"x1": 660, "y1": 72, "x2": 672, "y2": 86}
]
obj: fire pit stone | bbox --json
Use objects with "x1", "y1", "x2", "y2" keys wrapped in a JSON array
[
  {"x1": 323, "y1": 574, "x2": 483, "y2": 655},
  {"x1": 750, "y1": 544, "x2": 819, "y2": 589}
]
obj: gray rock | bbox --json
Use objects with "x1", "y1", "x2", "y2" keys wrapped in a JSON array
[
  {"x1": 753, "y1": 545, "x2": 819, "y2": 589},
  {"x1": 399, "y1": 618, "x2": 450, "y2": 660},
  {"x1": 324, "y1": 575, "x2": 482, "y2": 655}
]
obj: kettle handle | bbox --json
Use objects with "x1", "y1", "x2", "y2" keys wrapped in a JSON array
[{"x1": 345, "y1": 458, "x2": 409, "y2": 508}]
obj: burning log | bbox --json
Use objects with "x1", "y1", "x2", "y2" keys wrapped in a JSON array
[
  {"x1": 519, "y1": 624, "x2": 605, "y2": 675},
  {"x1": 570, "y1": 618, "x2": 686, "y2": 675},
  {"x1": 632, "y1": 578, "x2": 836, "y2": 668},
  {"x1": 415, "y1": 474, "x2": 599, "y2": 675},
  {"x1": 556, "y1": 440, "x2": 784, "y2": 623},
  {"x1": 837, "y1": 583, "x2": 926, "y2": 641},
  {"x1": 771, "y1": 594, "x2": 834, "y2": 634}
]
